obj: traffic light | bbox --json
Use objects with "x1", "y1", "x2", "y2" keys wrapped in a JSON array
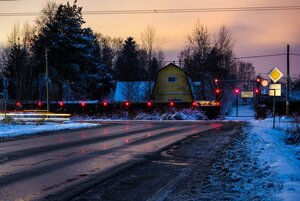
[
  {"x1": 234, "y1": 88, "x2": 240, "y2": 94},
  {"x1": 214, "y1": 79, "x2": 221, "y2": 101},
  {"x1": 255, "y1": 76, "x2": 261, "y2": 88},
  {"x1": 255, "y1": 77, "x2": 261, "y2": 104},
  {"x1": 214, "y1": 78, "x2": 220, "y2": 85},
  {"x1": 215, "y1": 88, "x2": 221, "y2": 101}
]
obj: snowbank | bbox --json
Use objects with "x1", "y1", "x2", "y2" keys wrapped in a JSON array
[
  {"x1": 0, "y1": 121, "x2": 100, "y2": 139},
  {"x1": 133, "y1": 109, "x2": 207, "y2": 120},
  {"x1": 249, "y1": 119, "x2": 300, "y2": 200}
]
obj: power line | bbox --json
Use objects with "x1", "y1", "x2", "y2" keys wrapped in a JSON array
[
  {"x1": 1, "y1": 5, "x2": 300, "y2": 16},
  {"x1": 234, "y1": 53, "x2": 286, "y2": 59},
  {"x1": 0, "y1": 53, "x2": 294, "y2": 65},
  {"x1": 165, "y1": 53, "x2": 287, "y2": 64}
]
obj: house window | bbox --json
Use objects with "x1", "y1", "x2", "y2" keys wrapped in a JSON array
[{"x1": 168, "y1": 76, "x2": 176, "y2": 82}]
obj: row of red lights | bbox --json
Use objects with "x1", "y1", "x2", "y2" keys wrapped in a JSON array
[
  {"x1": 234, "y1": 88, "x2": 260, "y2": 94},
  {"x1": 15, "y1": 101, "x2": 221, "y2": 107},
  {"x1": 215, "y1": 88, "x2": 260, "y2": 95},
  {"x1": 216, "y1": 79, "x2": 260, "y2": 95}
]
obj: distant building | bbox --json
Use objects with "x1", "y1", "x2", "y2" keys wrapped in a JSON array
[
  {"x1": 151, "y1": 63, "x2": 194, "y2": 103},
  {"x1": 114, "y1": 81, "x2": 154, "y2": 102}
]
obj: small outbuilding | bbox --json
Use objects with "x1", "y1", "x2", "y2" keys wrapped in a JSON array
[{"x1": 151, "y1": 63, "x2": 194, "y2": 103}]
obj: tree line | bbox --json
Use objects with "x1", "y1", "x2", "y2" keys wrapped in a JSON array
[{"x1": 0, "y1": 0, "x2": 255, "y2": 102}]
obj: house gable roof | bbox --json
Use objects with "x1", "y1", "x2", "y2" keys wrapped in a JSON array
[{"x1": 157, "y1": 62, "x2": 191, "y2": 76}]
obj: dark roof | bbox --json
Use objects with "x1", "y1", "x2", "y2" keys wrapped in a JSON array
[{"x1": 158, "y1": 63, "x2": 191, "y2": 76}]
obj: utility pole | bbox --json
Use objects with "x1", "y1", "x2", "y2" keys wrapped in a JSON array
[
  {"x1": 286, "y1": 44, "x2": 290, "y2": 116},
  {"x1": 45, "y1": 47, "x2": 50, "y2": 113}
]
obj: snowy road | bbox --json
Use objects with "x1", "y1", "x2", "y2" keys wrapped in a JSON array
[{"x1": 0, "y1": 121, "x2": 222, "y2": 201}]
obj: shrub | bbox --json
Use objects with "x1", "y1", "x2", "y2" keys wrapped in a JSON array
[
  {"x1": 285, "y1": 117, "x2": 300, "y2": 145},
  {"x1": 255, "y1": 104, "x2": 268, "y2": 120}
]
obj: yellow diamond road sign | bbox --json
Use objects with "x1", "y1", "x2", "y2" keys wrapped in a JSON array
[{"x1": 268, "y1": 67, "x2": 283, "y2": 83}]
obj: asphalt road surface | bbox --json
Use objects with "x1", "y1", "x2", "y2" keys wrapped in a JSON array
[{"x1": 0, "y1": 121, "x2": 223, "y2": 201}]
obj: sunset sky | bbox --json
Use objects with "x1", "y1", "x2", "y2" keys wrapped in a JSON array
[{"x1": 0, "y1": 0, "x2": 299, "y2": 76}]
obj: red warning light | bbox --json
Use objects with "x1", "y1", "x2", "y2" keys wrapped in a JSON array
[
  {"x1": 59, "y1": 101, "x2": 64, "y2": 107},
  {"x1": 192, "y1": 101, "x2": 197, "y2": 107},
  {"x1": 216, "y1": 102, "x2": 221, "y2": 107},
  {"x1": 255, "y1": 88, "x2": 259, "y2": 94},
  {"x1": 147, "y1": 101, "x2": 152, "y2": 107},
  {"x1": 215, "y1": 88, "x2": 221, "y2": 94},
  {"x1": 234, "y1": 89, "x2": 240, "y2": 94},
  {"x1": 81, "y1": 101, "x2": 86, "y2": 107},
  {"x1": 125, "y1": 101, "x2": 130, "y2": 107},
  {"x1": 169, "y1": 101, "x2": 174, "y2": 107},
  {"x1": 16, "y1": 101, "x2": 21, "y2": 107},
  {"x1": 38, "y1": 101, "x2": 42, "y2": 107},
  {"x1": 103, "y1": 101, "x2": 108, "y2": 107}
]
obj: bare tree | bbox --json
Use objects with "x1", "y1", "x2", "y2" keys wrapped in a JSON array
[
  {"x1": 35, "y1": 1, "x2": 58, "y2": 30},
  {"x1": 121, "y1": 82, "x2": 147, "y2": 102},
  {"x1": 141, "y1": 25, "x2": 161, "y2": 60},
  {"x1": 214, "y1": 25, "x2": 236, "y2": 77},
  {"x1": 182, "y1": 20, "x2": 212, "y2": 81},
  {"x1": 237, "y1": 61, "x2": 255, "y2": 90},
  {"x1": 141, "y1": 24, "x2": 162, "y2": 98},
  {"x1": 2, "y1": 23, "x2": 35, "y2": 101},
  {"x1": 95, "y1": 32, "x2": 123, "y2": 74},
  {"x1": 180, "y1": 21, "x2": 212, "y2": 99},
  {"x1": 188, "y1": 20, "x2": 211, "y2": 64}
]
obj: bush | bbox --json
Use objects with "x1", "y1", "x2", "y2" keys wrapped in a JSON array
[
  {"x1": 255, "y1": 104, "x2": 268, "y2": 120},
  {"x1": 285, "y1": 117, "x2": 300, "y2": 145}
]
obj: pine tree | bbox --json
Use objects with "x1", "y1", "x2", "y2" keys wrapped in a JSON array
[
  {"x1": 32, "y1": 0, "x2": 111, "y2": 100},
  {"x1": 115, "y1": 37, "x2": 146, "y2": 81}
]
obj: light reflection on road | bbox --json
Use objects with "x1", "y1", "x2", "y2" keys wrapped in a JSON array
[{"x1": 0, "y1": 121, "x2": 222, "y2": 201}]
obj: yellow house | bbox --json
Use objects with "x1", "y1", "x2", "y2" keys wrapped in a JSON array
[{"x1": 151, "y1": 63, "x2": 194, "y2": 103}]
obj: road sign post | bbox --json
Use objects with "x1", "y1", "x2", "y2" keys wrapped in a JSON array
[
  {"x1": 268, "y1": 67, "x2": 283, "y2": 83},
  {"x1": 270, "y1": 89, "x2": 276, "y2": 128},
  {"x1": 268, "y1": 67, "x2": 283, "y2": 128}
]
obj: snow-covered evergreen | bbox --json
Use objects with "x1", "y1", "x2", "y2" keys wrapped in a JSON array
[{"x1": 32, "y1": 1, "x2": 112, "y2": 100}]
